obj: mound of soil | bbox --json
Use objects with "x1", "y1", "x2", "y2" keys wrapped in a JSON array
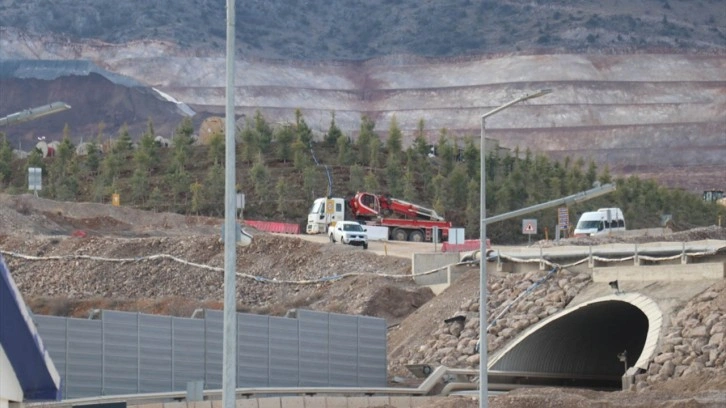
[{"x1": 0, "y1": 193, "x2": 431, "y2": 322}]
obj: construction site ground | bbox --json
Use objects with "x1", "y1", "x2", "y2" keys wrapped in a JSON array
[{"x1": 1, "y1": 193, "x2": 725, "y2": 408}]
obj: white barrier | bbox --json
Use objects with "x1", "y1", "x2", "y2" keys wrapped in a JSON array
[{"x1": 365, "y1": 225, "x2": 389, "y2": 241}]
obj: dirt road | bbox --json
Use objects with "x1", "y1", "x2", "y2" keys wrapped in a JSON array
[{"x1": 286, "y1": 232, "x2": 441, "y2": 259}]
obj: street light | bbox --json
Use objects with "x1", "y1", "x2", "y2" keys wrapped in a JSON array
[
  {"x1": 223, "y1": 1, "x2": 237, "y2": 408},
  {"x1": 478, "y1": 89, "x2": 551, "y2": 408}
]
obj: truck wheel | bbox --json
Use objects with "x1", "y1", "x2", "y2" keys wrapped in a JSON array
[
  {"x1": 363, "y1": 242, "x2": 368, "y2": 250},
  {"x1": 409, "y1": 230, "x2": 424, "y2": 242},
  {"x1": 329, "y1": 234, "x2": 335, "y2": 243},
  {"x1": 392, "y1": 228, "x2": 408, "y2": 241}
]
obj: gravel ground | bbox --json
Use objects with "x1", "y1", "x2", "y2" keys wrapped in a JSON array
[{"x1": 1, "y1": 193, "x2": 725, "y2": 406}]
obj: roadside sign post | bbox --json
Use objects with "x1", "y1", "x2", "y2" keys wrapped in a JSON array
[
  {"x1": 28, "y1": 167, "x2": 42, "y2": 197},
  {"x1": 558, "y1": 207, "x2": 569, "y2": 239},
  {"x1": 522, "y1": 218, "x2": 537, "y2": 244},
  {"x1": 236, "y1": 193, "x2": 245, "y2": 219}
]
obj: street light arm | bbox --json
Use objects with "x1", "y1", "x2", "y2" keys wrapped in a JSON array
[
  {"x1": 482, "y1": 183, "x2": 616, "y2": 225},
  {"x1": 481, "y1": 89, "x2": 552, "y2": 120},
  {"x1": 479, "y1": 87, "x2": 551, "y2": 408}
]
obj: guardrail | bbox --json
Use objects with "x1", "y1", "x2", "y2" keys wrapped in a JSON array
[
  {"x1": 32, "y1": 366, "x2": 478, "y2": 407},
  {"x1": 245, "y1": 220, "x2": 300, "y2": 234}
]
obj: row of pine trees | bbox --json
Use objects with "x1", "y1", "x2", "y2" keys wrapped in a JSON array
[{"x1": 1, "y1": 110, "x2": 722, "y2": 243}]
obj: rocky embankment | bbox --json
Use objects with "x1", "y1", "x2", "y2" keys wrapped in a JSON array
[
  {"x1": 390, "y1": 268, "x2": 592, "y2": 374},
  {"x1": 639, "y1": 281, "x2": 726, "y2": 390},
  {"x1": 391, "y1": 267, "x2": 726, "y2": 392}
]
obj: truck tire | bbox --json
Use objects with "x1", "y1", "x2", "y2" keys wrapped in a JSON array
[
  {"x1": 363, "y1": 242, "x2": 368, "y2": 250},
  {"x1": 392, "y1": 228, "x2": 408, "y2": 241},
  {"x1": 329, "y1": 233, "x2": 335, "y2": 243},
  {"x1": 409, "y1": 230, "x2": 424, "y2": 242}
]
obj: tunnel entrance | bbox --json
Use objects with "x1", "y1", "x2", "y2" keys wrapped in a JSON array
[{"x1": 488, "y1": 293, "x2": 661, "y2": 391}]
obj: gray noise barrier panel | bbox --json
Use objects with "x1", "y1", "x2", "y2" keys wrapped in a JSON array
[{"x1": 33, "y1": 308, "x2": 386, "y2": 399}]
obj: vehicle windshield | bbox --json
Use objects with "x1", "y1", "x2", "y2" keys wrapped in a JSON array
[
  {"x1": 310, "y1": 201, "x2": 323, "y2": 214},
  {"x1": 577, "y1": 220, "x2": 601, "y2": 229},
  {"x1": 343, "y1": 223, "x2": 363, "y2": 232}
]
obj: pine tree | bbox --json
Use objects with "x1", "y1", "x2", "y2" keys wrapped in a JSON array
[
  {"x1": 171, "y1": 117, "x2": 195, "y2": 173},
  {"x1": 253, "y1": 110, "x2": 273, "y2": 153},
  {"x1": 276, "y1": 178, "x2": 288, "y2": 216},
  {"x1": 356, "y1": 115, "x2": 375, "y2": 166},
  {"x1": 250, "y1": 153, "x2": 270, "y2": 202},
  {"x1": 274, "y1": 124, "x2": 294, "y2": 162},
  {"x1": 465, "y1": 180, "x2": 480, "y2": 238},
  {"x1": 302, "y1": 165, "x2": 319, "y2": 200},
  {"x1": 292, "y1": 139, "x2": 309, "y2": 170},
  {"x1": 147, "y1": 186, "x2": 164, "y2": 212},
  {"x1": 145, "y1": 117, "x2": 155, "y2": 139},
  {"x1": 136, "y1": 122, "x2": 158, "y2": 173},
  {"x1": 240, "y1": 122, "x2": 260, "y2": 164},
  {"x1": 585, "y1": 161, "x2": 598, "y2": 188},
  {"x1": 437, "y1": 129, "x2": 455, "y2": 176},
  {"x1": 202, "y1": 163, "x2": 225, "y2": 216},
  {"x1": 114, "y1": 123, "x2": 133, "y2": 156},
  {"x1": 599, "y1": 164, "x2": 612, "y2": 185},
  {"x1": 369, "y1": 136, "x2": 382, "y2": 168},
  {"x1": 364, "y1": 170, "x2": 379, "y2": 192},
  {"x1": 325, "y1": 112, "x2": 343, "y2": 147},
  {"x1": 0, "y1": 134, "x2": 14, "y2": 187},
  {"x1": 85, "y1": 138, "x2": 100, "y2": 175},
  {"x1": 47, "y1": 132, "x2": 76, "y2": 199},
  {"x1": 166, "y1": 168, "x2": 191, "y2": 211},
  {"x1": 294, "y1": 109, "x2": 313, "y2": 146},
  {"x1": 190, "y1": 180, "x2": 203, "y2": 215},
  {"x1": 207, "y1": 132, "x2": 224, "y2": 165},
  {"x1": 386, "y1": 115, "x2": 403, "y2": 154},
  {"x1": 101, "y1": 144, "x2": 122, "y2": 185},
  {"x1": 348, "y1": 164, "x2": 365, "y2": 192},
  {"x1": 130, "y1": 168, "x2": 148, "y2": 204},
  {"x1": 413, "y1": 118, "x2": 429, "y2": 157},
  {"x1": 58, "y1": 158, "x2": 80, "y2": 201},
  {"x1": 431, "y1": 173, "x2": 446, "y2": 211},
  {"x1": 462, "y1": 136, "x2": 479, "y2": 179},
  {"x1": 446, "y1": 164, "x2": 469, "y2": 209},
  {"x1": 402, "y1": 168, "x2": 418, "y2": 203},
  {"x1": 385, "y1": 154, "x2": 403, "y2": 197},
  {"x1": 336, "y1": 134, "x2": 352, "y2": 165}
]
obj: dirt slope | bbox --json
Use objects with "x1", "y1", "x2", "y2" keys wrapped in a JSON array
[
  {"x1": 0, "y1": 193, "x2": 430, "y2": 322},
  {"x1": 1, "y1": 193, "x2": 725, "y2": 407}
]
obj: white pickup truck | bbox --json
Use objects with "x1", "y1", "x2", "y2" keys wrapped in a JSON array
[{"x1": 329, "y1": 221, "x2": 368, "y2": 249}]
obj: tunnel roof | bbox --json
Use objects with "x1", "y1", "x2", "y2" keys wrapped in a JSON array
[{"x1": 488, "y1": 292, "x2": 662, "y2": 378}]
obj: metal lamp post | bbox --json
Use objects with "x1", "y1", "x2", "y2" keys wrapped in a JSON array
[
  {"x1": 479, "y1": 89, "x2": 551, "y2": 408},
  {"x1": 223, "y1": 1, "x2": 237, "y2": 408}
]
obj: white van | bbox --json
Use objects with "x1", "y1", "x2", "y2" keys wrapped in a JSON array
[{"x1": 574, "y1": 208, "x2": 626, "y2": 237}]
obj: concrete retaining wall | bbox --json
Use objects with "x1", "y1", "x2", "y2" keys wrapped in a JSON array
[
  {"x1": 593, "y1": 262, "x2": 725, "y2": 282},
  {"x1": 137, "y1": 396, "x2": 447, "y2": 408},
  {"x1": 411, "y1": 253, "x2": 460, "y2": 286}
]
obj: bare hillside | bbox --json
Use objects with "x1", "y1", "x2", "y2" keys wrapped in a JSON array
[
  {"x1": 1, "y1": 0, "x2": 724, "y2": 60},
  {"x1": 1, "y1": 0, "x2": 724, "y2": 193},
  {"x1": 1, "y1": 48, "x2": 723, "y2": 193}
]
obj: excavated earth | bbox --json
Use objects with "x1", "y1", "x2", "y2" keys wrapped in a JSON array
[{"x1": 1, "y1": 193, "x2": 725, "y2": 407}]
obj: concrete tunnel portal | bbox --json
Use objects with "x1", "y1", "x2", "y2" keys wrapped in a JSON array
[{"x1": 487, "y1": 293, "x2": 662, "y2": 390}]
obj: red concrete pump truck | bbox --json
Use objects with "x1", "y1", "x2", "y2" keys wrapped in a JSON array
[{"x1": 306, "y1": 192, "x2": 451, "y2": 242}]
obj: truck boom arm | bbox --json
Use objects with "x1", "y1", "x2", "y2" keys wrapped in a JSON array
[{"x1": 348, "y1": 192, "x2": 444, "y2": 221}]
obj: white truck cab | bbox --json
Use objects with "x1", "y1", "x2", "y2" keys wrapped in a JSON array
[
  {"x1": 306, "y1": 197, "x2": 346, "y2": 234},
  {"x1": 574, "y1": 208, "x2": 626, "y2": 237}
]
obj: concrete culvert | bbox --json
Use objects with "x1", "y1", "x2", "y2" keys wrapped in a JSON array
[{"x1": 488, "y1": 293, "x2": 662, "y2": 390}]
